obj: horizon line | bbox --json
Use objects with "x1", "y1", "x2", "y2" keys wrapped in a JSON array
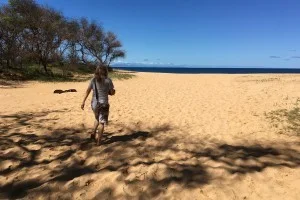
[{"x1": 112, "y1": 62, "x2": 300, "y2": 69}]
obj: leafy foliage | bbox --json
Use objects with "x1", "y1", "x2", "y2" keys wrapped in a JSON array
[{"x1": 0, "y1": 0, "x2": 125, "y2": 77}]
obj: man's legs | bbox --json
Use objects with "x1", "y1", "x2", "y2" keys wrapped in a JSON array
[
  {"x1": 97, "y1": 123, "x2": 105, "y2": 146},
  {"x1": 91, "y1": 120, "x2": 99, "y2": 139},
  {"x1": 93, "y1": 105, "x2": 108, "y2": 145}
]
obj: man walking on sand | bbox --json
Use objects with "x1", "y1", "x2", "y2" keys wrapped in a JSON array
[{"x1": 81, "y1": 65, "x2": 115, "y2": 145}]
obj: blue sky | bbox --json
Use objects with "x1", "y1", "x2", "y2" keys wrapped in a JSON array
[{"x1": 2, "y1": 0, "x2": 300, "y2": 67}]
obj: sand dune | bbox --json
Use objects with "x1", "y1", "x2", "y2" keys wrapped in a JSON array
[{"x1": 1, "y1": 73, "x2": 300, "y2": 199}]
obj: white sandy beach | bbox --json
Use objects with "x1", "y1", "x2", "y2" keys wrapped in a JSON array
[{"x1": 0, "y1": 72, "x2": 300, "y2": 199}]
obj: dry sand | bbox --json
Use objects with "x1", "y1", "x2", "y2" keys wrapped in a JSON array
[{"x1": 0, "y1": 72, "x2": 300, "y2": 200}]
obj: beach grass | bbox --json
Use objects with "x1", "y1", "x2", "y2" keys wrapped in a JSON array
[
  {"x1": 108, "y1": 71, "x2": 135, "y2": 80},
  {"x1": 266, "y1": 104, "x2": 300, "y2": 135},
  {"x1": 0, "y1": 64, "x2": 135, "y2": 82}
]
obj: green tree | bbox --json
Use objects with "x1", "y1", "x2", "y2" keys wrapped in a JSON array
[
  {"x1": 78, "y1": 18, "x2": 125, "y2": 71},
  {"x1": 0, "y1": 2, "x2": 24, "y2": 68},
  {"x1": 0, "y1": 0, "x2": 126, "y2": 76}
]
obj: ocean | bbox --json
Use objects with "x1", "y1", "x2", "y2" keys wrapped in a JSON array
[{"x1": 113, "y1": 67, "x2": 300, "y2": 74}]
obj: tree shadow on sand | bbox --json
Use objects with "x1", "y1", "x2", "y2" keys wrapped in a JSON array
[{"x1": 0, "y1": 110, "x2": 300, "y2": 199}]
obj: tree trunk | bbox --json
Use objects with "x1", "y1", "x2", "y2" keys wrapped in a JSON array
[
  {"x1": 20, "y1": 60, "x2": 23, "y2": 69},
  {"x1": 105, "y1": 65, "x2": 109, "y2": 74},
  {"x1": 42, "y1": 61, "x2": 48, "y2": 74},
  {"x1": 0, "y1": 60, "x2": 3, "y2": 71},
  {"x1": 6, "y1": 59, "x2": 10, "y2": 68},
  {"x1": 107, "y1": 60, "x2": 113, "y2": 72}
]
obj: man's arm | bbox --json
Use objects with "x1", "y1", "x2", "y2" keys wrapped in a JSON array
[
  {"x1": 109, "y1": 88, "x2": 115, "y2": 95},
  {"x1": 81, "y1": 87, "x2": 92, "y2": 110},
  {"x1": 108, "y1": 78, "x2": 115, "y2": 95}
]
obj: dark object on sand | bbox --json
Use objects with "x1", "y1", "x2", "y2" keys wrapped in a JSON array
[
  {"x1": 54, "y1": 89, "x2": 64, "y2": 94},
  {"x1": 65, "y1": 89, "x2": 77, "y2": 92},
  {"x1": 54, "y1": 89, "x2": 77, "y2": 94}
]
